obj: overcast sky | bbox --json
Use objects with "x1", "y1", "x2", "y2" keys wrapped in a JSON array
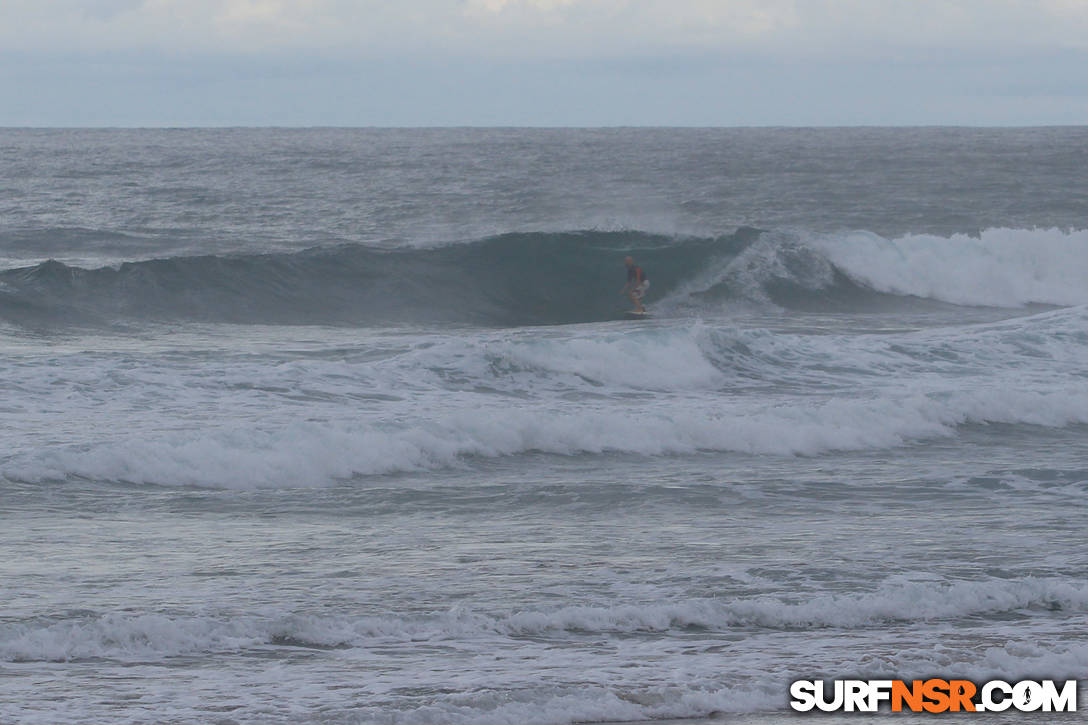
[{"x1": 3, "y1": 0, "x2": 1087, "y2": 126}]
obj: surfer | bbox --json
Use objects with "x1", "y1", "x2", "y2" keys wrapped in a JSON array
[{"x1": 621, "y1": 256, "x2": 649, "y2": 313}]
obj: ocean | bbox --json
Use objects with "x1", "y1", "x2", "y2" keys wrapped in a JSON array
[{"x1": 1, "y1": 127, "x2": 1086, "y2": 724}]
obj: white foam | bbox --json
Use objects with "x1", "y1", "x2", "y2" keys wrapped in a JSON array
[
  {"x1": 496, "y1": 329, "x2": 724, "y2": 391},
  {"x1": 4, "y1": 576, "x2": 1087, "y2": 724},
  {"x1": 7, "y1": 377, "x2": 1088, "y2": 488},
  {"x1": 5, "y1": 304, "x2": 1088, "y2": 489},
  {"x1": 494, "y1": 576, "x2": 1088, "y2": 635},
  {"x1": 6, "y1": 577, "x2": 1084, "y2": 663},
  {"x1": 811, "y1": 227, "x2": 1088, "y2": 307},
  {"x1": 395, "y1": 323, "x2": 725, "y2": 393}
]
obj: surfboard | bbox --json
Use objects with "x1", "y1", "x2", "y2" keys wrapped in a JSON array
[{"x1": 624, "y1": 310, "x2": 651, "y2": 320}]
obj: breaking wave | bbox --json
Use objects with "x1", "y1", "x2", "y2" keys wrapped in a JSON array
[{"x1": 2, "y1": 226, "x2": 1085, "y2": 328}]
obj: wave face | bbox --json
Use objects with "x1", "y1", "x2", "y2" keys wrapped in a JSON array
[
  {"x1": 3, "y1": 226, "x2": 1085, "y2": 328},
  {"x1": 0, "y1": 229, "x2": 757, "y2": 327}
]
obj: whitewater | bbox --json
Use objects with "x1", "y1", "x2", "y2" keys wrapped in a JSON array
[{"x1": 2, "y1": 127, "x2": 1087, "y2": 724}]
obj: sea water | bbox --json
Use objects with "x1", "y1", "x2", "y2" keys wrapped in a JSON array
[{"x1": 1, "y1": 128, "x2": 1087, "y2": 723}]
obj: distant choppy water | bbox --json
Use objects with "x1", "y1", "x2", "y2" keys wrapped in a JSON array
[{"x1": 2, "y1": 128, "x2": 1087, "y2": 724}]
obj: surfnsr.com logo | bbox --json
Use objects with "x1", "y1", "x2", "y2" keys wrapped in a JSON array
[{"x1": 790, "y1": 679, "x2": 1077, "y2": 713}]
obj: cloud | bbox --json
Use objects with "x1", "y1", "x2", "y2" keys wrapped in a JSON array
[
  {"x1": 2, "y1": 0, "x2": 1088, "y2": 58},
  {"x1": 466, "y1": 0, "x2": 579, "y2": 12},
  {"x1": 3, "y1": 2, "x2": 1087, "y2": 125}
]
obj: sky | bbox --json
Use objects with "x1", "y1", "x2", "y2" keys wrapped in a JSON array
[{"x1": 2, "y1": 0, "x2": 1087, "y2": 126}]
